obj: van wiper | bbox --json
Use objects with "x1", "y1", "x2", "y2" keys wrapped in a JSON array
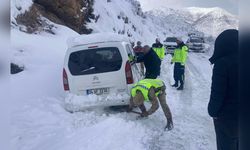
[{"x1": 81, "y1": 67, "x2": 95, "y2": 72}]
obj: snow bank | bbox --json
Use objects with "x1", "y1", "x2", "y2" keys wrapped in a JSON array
[
  {"x1": 67, "y1": 32, "x2": 129, "y2": 48},
  {"x1": 11, "y1": 95, "x2": 152, "y2": 150},
  {"x1": 63, "y1": 117, "x2": 151, "y2": 150},
  {"x1": 65, "y1": 93, "x2": 130, "y2": 112},
  {"x1": 11, "y1": 25, "x2": 78, "y2": 103}
]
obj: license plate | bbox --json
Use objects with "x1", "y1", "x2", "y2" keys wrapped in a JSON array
[{"x1": 87, "y1": 88, "x2": 110, "y2": 95}]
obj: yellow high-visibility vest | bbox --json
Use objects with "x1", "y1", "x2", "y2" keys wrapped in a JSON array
[
  {"x1": 131, "y1": 79, "x2": 164, "y2": 101},
  {"x1": 171, "y1": 45, "x2": 188, "y2": 65},
  {"x1": 153, "y1": 46, "x2": 165, "y2": 60}
]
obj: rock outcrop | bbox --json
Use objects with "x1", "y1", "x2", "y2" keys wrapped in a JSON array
[{"x1": 15, "y1": 0, "x2": 95, "y2": 34}]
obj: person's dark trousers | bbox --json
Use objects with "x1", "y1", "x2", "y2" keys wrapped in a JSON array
[
  {"x1": 173, "y1": 63, "x2": 185, "y2": 86},
  {"x1": 145, "y1": 72, "x2": 158, "y2": 79},
  {"x1": 213, "y1": 118, "x2": 239, "y2": 150}
]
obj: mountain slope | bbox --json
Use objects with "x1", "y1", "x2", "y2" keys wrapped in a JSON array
[
  {"x1": 87, "y1": 0, "x2": 167, "y2": 44},
  {"x1": 188, "y1": 7, "x2": 238, "y2": 37},
  {"x1": 147, "y1": 7, "x2": 238, "y2": 38}
]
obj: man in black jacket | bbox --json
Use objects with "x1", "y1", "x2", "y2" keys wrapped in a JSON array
[
  {"x1": 136, "y1": 45, "x2": 161, "y2": 79},
  {"x1": 208, "y1": 29, "x2": 238, "y2": 150}
]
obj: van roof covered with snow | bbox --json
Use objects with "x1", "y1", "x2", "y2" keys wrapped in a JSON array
[{"x1": 67, "y1": 33, "x2": 130, "y2": 48}]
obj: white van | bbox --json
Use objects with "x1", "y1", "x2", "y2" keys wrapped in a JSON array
[{"x1": 63, "y1": 33, "x2": 142, "y2": 109}]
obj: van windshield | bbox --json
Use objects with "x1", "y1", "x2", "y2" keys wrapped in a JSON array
[
  {"x1": 68, "y1": 47, "x2": 122, "y2": 75},
  {"x1": 165, "y1": 37, "x2": 177, "y2": 42},
  {"x1": 190, "y1": 38, "x2": 203, "y2": 43}
]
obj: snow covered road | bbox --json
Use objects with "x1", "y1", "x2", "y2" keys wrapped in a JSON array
[
  {"x1": 10, "y1": 24, "x2": 217, "y2": 149},
  {"x1": 11, "y1": 44, "x2": 216, "y2": 150},
  {"x1": 156, "y1": 53, "x2": 216, "y2": 150}
]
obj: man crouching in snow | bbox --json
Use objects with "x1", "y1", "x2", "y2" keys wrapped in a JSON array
[{"x1": 127, "y1": 79, "x2": 173, "y2": 130}]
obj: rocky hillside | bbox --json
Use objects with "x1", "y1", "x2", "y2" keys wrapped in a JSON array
[
  {"x1": 11, "y1": 0, "x2": 238, "y2": 43},
  {"x1": 86, "y1": 0, "x2": 168, "y2": 44},
  {"x1": 11, "y1": 0, "x2": 94, "y2": 34}
]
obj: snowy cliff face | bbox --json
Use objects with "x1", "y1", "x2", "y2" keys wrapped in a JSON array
[
  {"x1": 147, "y1": 7, "x2": 238, "y2": 38},
  {"x1": 11, "y1": 0, "x2": 167, "y2": 44},
  {"x1": 87, "y1": 0, "x2": 167, "y2": 45}
]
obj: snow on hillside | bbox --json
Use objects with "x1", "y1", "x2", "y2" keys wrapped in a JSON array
[
  {"x1": 146, "y1": 9, "x2": 196, "y2": 37},
  {"x1": 88, "y1": 0, "x2": 167, "y2": 45},
  {"x1": 188, "y1": 7, "x2": 238, "y2": 38},
  {"x1": 186, "y1": 7, "x2": 236, "y2": 20},
  {"x1": 147, "y1": 7, "x2": 238, "y2": 38}
]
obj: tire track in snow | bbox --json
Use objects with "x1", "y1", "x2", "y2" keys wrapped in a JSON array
[
  {"x1": 151, "y1": 54, "x2": 216, "y2": 150},
  {"x1": 64, "y1": 54, "x2": 215, "y2": 150}
]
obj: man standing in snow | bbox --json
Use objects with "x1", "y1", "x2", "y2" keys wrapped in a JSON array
[
  {"x1": 136, "y1": 45, "x2": 161, "y2": 79},
  {"x1": 208, "y1": 29, "x2": 238, "y2": 150},
  {"x1": 133, "y1": 41, "x2": 145, "y2": 75},
  {"x1": 171, "y1": 37, "x2": 188, "y2": 90},
  {"x1": 152, "y1": 38, "x2": 165, "y2": 60},
  {"x1": 127, "y1": 79, "x2": 173, "y2": 131}
]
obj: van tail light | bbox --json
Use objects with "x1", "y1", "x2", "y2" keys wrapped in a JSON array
[
  {"x1": 63, "y1": 68, "x2": 69, "y2": 91},
  {"x1": 125, "y1": 61, "x2": 134, "y2": 84}
]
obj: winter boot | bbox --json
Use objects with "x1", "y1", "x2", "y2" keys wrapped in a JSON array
[
  {"x1": 171, "y1": 82, "x2": 178, "y2": 87},
  {"x1": 177, "y1": 84, "x2": 184, "y2": 90}
]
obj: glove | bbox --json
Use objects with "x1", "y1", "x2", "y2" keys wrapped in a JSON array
[
  {"x1": 127, "y1": 107, "x2": 133, "y2": 112},
  {"x1": 128, "y1": 54, "x2": 136, "y2": 62},
  {"x1": 170, "y1": 62, "x2": 173, "y2": 65},
  {"x1": 140, "y1": 111, "x2": 149, "y2": 117},
  {"x1": 165, "y1": 118, "x2": 173, "y2": 131}
]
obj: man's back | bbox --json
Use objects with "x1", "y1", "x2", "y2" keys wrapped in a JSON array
[
  {"x1": 211, "y1": 54, "x2": 238, "y2": 118},
  {"x1": 137, "y1": 49, "x2": 161, "y2": 78},
  {"x1": 208, "y1": 29, "x2": 238, "y2": 119}
]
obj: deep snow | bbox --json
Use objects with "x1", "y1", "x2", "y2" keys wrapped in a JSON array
[
  {"x1": 9, "y1": 0, "x2": 229, "y2": 149},
  {"x1": 11, "y1": 25, "x2": 216, "y2": 149}
]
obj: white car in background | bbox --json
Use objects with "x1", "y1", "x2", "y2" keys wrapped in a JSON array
[
  {"x1": 63, "y1": 33, "x2": 142, "y2": 110},
  {"x1": 163, "y1": 37, "x2": 177, "y2": 55},
  {"x1": 186, "y1": 37, "x2": 205, "y2": 53}
]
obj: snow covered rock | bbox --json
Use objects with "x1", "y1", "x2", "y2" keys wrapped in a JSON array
[
  {"x1": 11, "y1": 0, "x2": 94, "y2": 34},
  {"x1": 11, "y1": 63, "x2": 24, "y2": 74}
]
